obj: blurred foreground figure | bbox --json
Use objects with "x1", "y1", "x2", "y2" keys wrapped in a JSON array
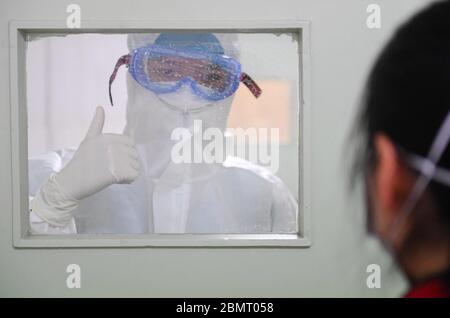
[{"x1": 355, "y1": 1, "x2": 450, "y2": 298}]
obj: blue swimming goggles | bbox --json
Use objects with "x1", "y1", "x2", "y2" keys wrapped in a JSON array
[{"x1": 109, "y1": 44, "x2": 262, "y2": 106}]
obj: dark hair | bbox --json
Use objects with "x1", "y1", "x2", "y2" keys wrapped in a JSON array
[{"x1": 355, "y1": 0, "x2": 450, "y2": 229}]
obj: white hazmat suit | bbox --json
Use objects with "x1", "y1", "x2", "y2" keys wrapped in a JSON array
[{"x1": 29, "y1": 33, "x2": 298, "y2": 234}]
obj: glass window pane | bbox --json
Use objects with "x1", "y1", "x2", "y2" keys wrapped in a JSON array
[{"x1": 26, "y1": 32, "x2": 300, "y2": 235}]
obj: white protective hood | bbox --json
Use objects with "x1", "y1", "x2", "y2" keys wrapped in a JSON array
[{"x1": 74, "y1": 33, "x2": 297, "y2": 234}]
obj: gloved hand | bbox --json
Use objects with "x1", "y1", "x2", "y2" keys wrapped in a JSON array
[
  {"x1": 55, "y1": 106, "x2": 140, "y2": 199},
  {"x1": 30, "y1": 106, "x2": 140, "y2": 227}
]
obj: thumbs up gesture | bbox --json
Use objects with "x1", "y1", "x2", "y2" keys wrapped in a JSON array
[{"x1": 55, "y1": 106, "x2": 140, "y2": 201}]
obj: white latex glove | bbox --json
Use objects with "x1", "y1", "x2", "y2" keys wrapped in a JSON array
[{"x1": 30, "y1": 106, "x2": 140, "y2": 227}]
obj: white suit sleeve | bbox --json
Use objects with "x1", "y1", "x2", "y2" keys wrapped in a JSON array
[
  {"x1": 29, "y1": 196, "x2": 77, "y2": 234},
  {"x1": 28, "y1": 150, "x2": 78, "y2": 235}
]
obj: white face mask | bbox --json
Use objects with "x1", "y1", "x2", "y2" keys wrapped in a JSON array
[{"x1": 158, "y1": 85, "x2": 212, "y2": 112}]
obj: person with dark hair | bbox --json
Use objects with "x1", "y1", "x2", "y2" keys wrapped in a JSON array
[{"x1": 355, "y1": 0, "x2": 450, "y2": 297}]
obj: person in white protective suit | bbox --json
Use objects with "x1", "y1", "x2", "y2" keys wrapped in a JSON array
[{"x1": 28, "y1": 33, "x2": 298, "y2": 234}]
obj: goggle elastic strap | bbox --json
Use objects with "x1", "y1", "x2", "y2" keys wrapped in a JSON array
[
  {"x1": 109, "y1": 54, "x2": 131, "y2": 106},
  {"x1": 108, "y1": 54, "x2": 262, "y2": 106},
  {"x1": 240, "y1": 72, "x2": 262, "y2": 99}
]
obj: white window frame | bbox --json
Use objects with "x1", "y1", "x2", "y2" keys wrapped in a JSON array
[{"x1": 10, "y1": 20, "x2": 312, "y2": 248}]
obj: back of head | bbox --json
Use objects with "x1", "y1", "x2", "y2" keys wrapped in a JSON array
[{"x1": 357, "y1": 0, "x2": 450, "y2": 225}]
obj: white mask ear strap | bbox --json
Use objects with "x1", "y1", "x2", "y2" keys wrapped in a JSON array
[
  {"x1": 388, "y1": 109, "x2": 450, "y2": 242},
  {"x1": 405, "y1": 152, "x2": 450, "y2": 187}
]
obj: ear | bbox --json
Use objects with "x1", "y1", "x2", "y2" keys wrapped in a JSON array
[{"x1": 373, "y1": 133, "x2": 413, "y2": 216}]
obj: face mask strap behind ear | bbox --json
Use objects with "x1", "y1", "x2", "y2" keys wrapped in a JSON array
[
  {"x1": 388, "y1": 108, "x2": 450, "y2": 243},
  {"x1": 404, "y1": 152, "x2": 450, "y2": 187}
]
